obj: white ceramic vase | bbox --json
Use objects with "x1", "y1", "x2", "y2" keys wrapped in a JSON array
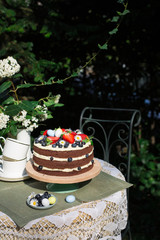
[{"x1": 17, "y1": 129, "x2": 32, "y2": 161}]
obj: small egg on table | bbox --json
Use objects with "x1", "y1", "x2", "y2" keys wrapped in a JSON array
[
  {"x1": 65, "y1": 195, "x2": 76, "y2": 203},
  {"x1": 48, "y1": 196, "x2": 56, "y2": 205},
  {"x1": 42, "y1": 198, "x2": 50, "y2": 207}
]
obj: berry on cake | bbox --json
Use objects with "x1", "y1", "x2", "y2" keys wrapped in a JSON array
[{"x1": 32, "y1": 128, "x2": 94, "y2": 176}]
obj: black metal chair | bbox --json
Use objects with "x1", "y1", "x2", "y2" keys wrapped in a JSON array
[{"x1": 79, "y1": 107, "x2": 141, "y2": 240}]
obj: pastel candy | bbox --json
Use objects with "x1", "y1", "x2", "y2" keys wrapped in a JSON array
[
  {"x1": 42, "y1": 198, "x2": 50, "y2": 207},
  {"x1": 47, "y1": 129, "x2": 55, "y2": 137},
  {"x1": 65, "y1": 195, "x2": 75, "y2": 203}
]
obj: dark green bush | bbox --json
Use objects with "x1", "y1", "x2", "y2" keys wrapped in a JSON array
[{"x1": 131, "y1": 138, "x2": 160, "y2": 197}]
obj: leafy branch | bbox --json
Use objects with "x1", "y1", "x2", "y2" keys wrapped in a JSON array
[{"x1": 0, "y1": 0, "x2": 129, "y2": 113}]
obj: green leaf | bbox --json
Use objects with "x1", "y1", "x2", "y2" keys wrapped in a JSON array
[
  {"x1": 46, "y1": 77, "x2": 55, "y2": 84},
  {"x1": 54, "y1": 103, "x2": 64, "y2": 107},
  {"x1": 117, "y1": 9, "x2": 130, "y2": 16},
  {"x1": 2, "y1": 96, "x2": 14, "y2": 105},
  {"x1": 10, "y1": 124, "x2": 17, "y2": 136},
  {"x1": 109, "y1": 28, "x2": 118, "y2": 35},
  {"x1": 111, "y1": 16, "x2": 119, "y2": 22},
  {"x1": 98, "y1": 43, "x2": 108, "y2": 50},
  {"x1": 20, "y1": 100, "x2": 38, "y2": 111},
  {"x1": 56, "y1": 79, "x2": 63, "y2": 84},
  {"x1": 71, "y1": 72, "x2": 78, "y2": 77},
  {"x1": 17, "y1": 83, "x2": 37, "y2": 89},
  {"x1": 43, "y1": 99, "x2": 55, "y2": 107},
  {"x1": 0, "y1": 81, "x2": 12, "y2": 94},
  {"x1": 121, "y1": 9, "x2": 130, "y2": 15},
  {"x1": 117, "y1": 0, "x2": 124, "y2": 4},
  {"x1": 5, "y1": 104, "x2": 22, "y2": 116},
  {"x1": 46, "y1": 114, "x2": 53, "y2": 119}
]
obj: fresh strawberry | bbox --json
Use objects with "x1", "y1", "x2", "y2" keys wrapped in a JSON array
[
  {"x1": 71, "y1": 131, "x2": 77, "y2": 136},
  {"x1": 47, "y1": 136, "x2": 59, "y2": 144},
  {"x1": 63, "y1": 133, "x2": 75, "y2": 143},
  {"x1": 43, "y1": 130, "x2": 48, "y2": 136},
  {"x1": 78, "y1": 134, "x2": 89, "y2": 140},
  {"x1": 62, "y1": 128, "x2": 66, "y2": 132}
]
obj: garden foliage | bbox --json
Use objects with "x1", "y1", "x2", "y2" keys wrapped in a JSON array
[{"x1": 131, "y1": 138, "x2": 160, "y2": 197}]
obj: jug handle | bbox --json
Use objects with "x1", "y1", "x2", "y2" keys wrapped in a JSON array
[
  {"x1": 0, "y1": 136, "x2": 6, "y2": 152},
  {"x1": 0, "y1": 158, "x2": 4, "y2": 173}
]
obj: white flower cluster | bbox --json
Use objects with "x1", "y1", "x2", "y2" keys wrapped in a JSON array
[
  {"x1": 35, "y1": 104, "x2": 48, "y2": 121},
  {"x1": 0, "y1": 113, "x2": 10, "y2": 130},
  {"x1": 0, "y1": 56, "x2": 20, "y2": 78},
  {"x1": 13, "y1": 110, "x2": 39, "y2": 132},
  {"x1": 54, "y1": 94, "x2": 61, "y2": 104}
]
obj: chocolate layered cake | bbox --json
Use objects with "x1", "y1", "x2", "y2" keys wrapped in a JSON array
[{"x1": 32, "y1": 128, "x2": 94, "y2": 176}]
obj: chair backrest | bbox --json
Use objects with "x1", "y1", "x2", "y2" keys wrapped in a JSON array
[{"x1": 79, "y1": 107, "x2": 141, "y2": 182}]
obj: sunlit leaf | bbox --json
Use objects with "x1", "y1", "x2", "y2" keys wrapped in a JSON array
[
  {"x1": 111, "y1": 16, "x2": 119, "y2": 22},
  {"x1": 56, "y1": 79, "x2": 63, "y2": 84},
  {"x1": 109, "y1": 28, "x2": 118, "y2": 35},
  {"x1": 17, "y1": 83, "x2": 36, "y2": 89},
  {"x1": 98, "y1": 43, "x2": 108, "y2": 50}
]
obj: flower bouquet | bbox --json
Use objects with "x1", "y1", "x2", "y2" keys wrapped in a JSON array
[{"x1": 0, "y1": 56, "x2": 63, "y2": 138}]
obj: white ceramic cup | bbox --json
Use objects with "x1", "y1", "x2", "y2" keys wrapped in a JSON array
[
  {"x1": 0, "y1": 155, "x2": 27, "y2": 178},
  {"x1": 0, "y1": 137, "x2": 29, "y2": 161}
]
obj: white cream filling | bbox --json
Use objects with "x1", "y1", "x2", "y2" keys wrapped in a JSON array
[
  {"x1": 33, "y1": 161, "x2": 93, "y2": 172},
  {"x1": 33, "y1": 149, "x2": 93, "y2": 161},
  {"x1": 34, "y1": 141, "x2": 91, "y2": 151}
]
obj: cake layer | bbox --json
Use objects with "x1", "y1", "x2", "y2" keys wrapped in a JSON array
[
  {"x1": 32, "y1": 162, "x2": 94, "y2": 176},
  {"x1": 33, "y1": 142, "x2": 92, "y2": 158},
  {"x1": 33, "y1": 153, "x2": 94, "y2": 169}
]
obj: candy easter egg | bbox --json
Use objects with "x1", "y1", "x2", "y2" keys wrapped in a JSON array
[{"x1": 65, "y1": 195, "x2": 76, "y2": 203}]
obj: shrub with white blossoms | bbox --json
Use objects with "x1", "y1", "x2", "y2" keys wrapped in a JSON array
[
  {"x1": 0, "y1": 56, "x2": 63, "y2": 138},
  {"x1": 0, "y1": 56, "x2": 20, "y2": 78},
  {"x1": 13, "y1": 110, "x2": 38, "y2": 132},
  {"x1": 12, "y1": 105, "x2": 49, "y2": 132},
  {"x1": 0, "y1": 113, "x2": 10, "y2": 130}
]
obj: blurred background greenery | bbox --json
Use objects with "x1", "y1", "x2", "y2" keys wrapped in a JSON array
[{"x1": 0, "y1": 0, "x2": 160, "y2": 239}]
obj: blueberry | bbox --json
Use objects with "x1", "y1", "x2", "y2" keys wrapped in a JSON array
[
  {"x1": 35, "y1": 138, "x2": 39, "y2": 143},
  {"x1": 38, "y1": 201, "x2": 43, "y2": 207},
  {"x1": 64, "y1": 143, "x2": 69, "y2": 148},
  {"x1": 52, "y1": 144, "x2": 57, "y2": 148},
  {"x1": 37, "y1": 165, "x2": 43, "y2": 171},
  {"x1": 41, "y1": 141, "x2": 46, "y2": 146},
  {"x1": 91, "y1": 159, "x2": 94, "y2": 164},
  {"x1": 78, "y1": 166, "x2": 81, "y2": 171},
  {"x1": 72, "y1": 143, "x2": 77, "y2": 148},
  {"x1": 86, "y1": 154, "x2": 89, "y2": 158},
  {"x1": 35, "y1": 194, "x2": 41, "y2": 200},
  {"x1": 58, "y1": 144, "x2": 63, "y2": 148},
  {"x1": 68, "y1": 157, "x2": 72, "y2": 162},
  {"x1": 43, "y1": 191, "x2": 49, "y2": 198},
  {"x1": 50, "y1": 156, "x2": 54, "y2": 161},
  {"x1": 79, "y1": 142, "x2": 83, "y2": 147}
]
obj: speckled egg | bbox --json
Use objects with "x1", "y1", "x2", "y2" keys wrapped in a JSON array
[
  {"x1": 65, "y1": 195, "x2": 76, "y2": 203},
  {"x1": 55, "y1": 128, "x2": 62, "y2": 137},
  {"x1": 42, "y1": 198, "x2": 50, "y2": 207},
  {"x1": 47, "y1": 129, "x2": 55, "y2": 137}
]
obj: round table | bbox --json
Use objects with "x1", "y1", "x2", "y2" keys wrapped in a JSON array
[{"x1": 0, "y1": 159, "x2": 128, "y2": 240}]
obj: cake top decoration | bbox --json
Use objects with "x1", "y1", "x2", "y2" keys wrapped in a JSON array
[{"x1": 34, "y1": 127, "x2": 93, "y2": 148}]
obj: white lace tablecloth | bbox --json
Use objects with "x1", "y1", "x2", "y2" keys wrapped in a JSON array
[{"x1": 0, "y1": 159, "x2": 128, "y2": 240}]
